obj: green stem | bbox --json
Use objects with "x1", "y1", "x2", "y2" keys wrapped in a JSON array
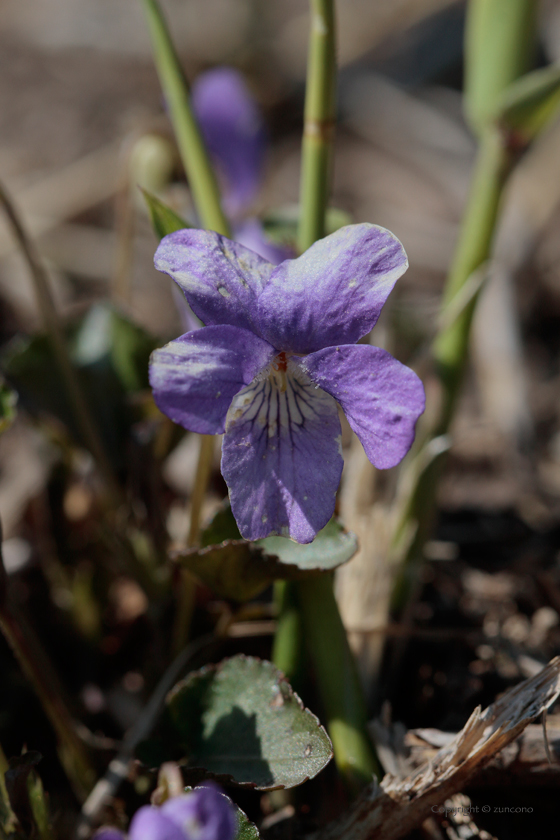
[
  {"x1": 280, "y1": 0, "x2": 378, "y2": 790},
  {"x1": 172, "y1": 435, "x2": 215, "y2": 655},
  {"x1": 389, "y1": 0, "x2": 537, "y2": 603},
  {"x1": 297, "y1": 575, "x2": 380, "y2": 791},
  {"x1": 297, "y1": 0, "x2": 336, "y2": 252},
  {"x1": 140, "y1": 0, "x2": 230, "y2": 237},
  {"x1": 391, "y1": 131, "x2": 513, "y2": 601},
  {"x1": 272, "y1": 581, "x2": 303, "y2": 683},
  {"x1": 141, "y1": 0, "x2": 231, "y2": 652},
  {"x1": 0, "y1": 182, "x2": 122, "y2": 506},
  {"x1": 433, "y1": 127, "x2": 513, "y2": 433}
]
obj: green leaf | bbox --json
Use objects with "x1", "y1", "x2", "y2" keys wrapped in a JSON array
[
  {"x1": 257, "y1": 518, "x2": 358, "y2": 571},
  {"x1": 0, "y1": 379, "x2": 17, "y2": 435},
  {"x1": 174, "y1": 508, "x2": 358, "y2": 601},
  {"x1": 166, "y1": 655, "x2": 332, "y2": 789},
  {"x1": 235, "y1": 806, "x2": 260, "y2": 840},
  {"x1": 200, "y1": 503, "x2": 242, "y2": 547},
  {"x1": 262, "y1": 205, "x2": 352, "y2": 247},
  {"x1": 182, "y1": 787, "x2": 260, "y2": 840},
  {"x1": 3, "y1": 303, "x2": 156, "y2": 468},
  {"x1": 141, "y1": 188, "x2": 190, "y2": 241},
  {"x1": 497, "y1": 64, "x2": 560, "y2": 147}
]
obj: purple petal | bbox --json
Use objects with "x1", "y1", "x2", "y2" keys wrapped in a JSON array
[
  {"x1": 149, "y1": 325, "x2": 275, "y2": 434},
  {"x1": 233, "y1": 218, "x2": 293, "y2": 266},
  {"x1": 192, "y1": 67, "x2": 266, "y2": 217},
  {"x1": 129, "y1": 807, "x2": 184, "y2": 840},
  {"x1": 154, "y1": 229, "x2": 273, "y2": 333},
  {"x1": 221, "y1": 358, "x2": 343, "y2": 543},
  {"x1": 301, "y1": 345, "x2": 425, "y2": 469},
  {"x1": 256, "y1": 224, "x2": 408, "y2": 354},
  {"x1": 93, "y1": 829, "x2": 126, "y2": 840},
  {"x1": 171, "y1": 282, "x2": 203, "y2": 333},
  {"x1": 162, "y1": 785, "x2": 236, "y2": 840}
]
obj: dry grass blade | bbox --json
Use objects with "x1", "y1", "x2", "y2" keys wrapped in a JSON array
[{"x1": 317, "y1": 657, "x2": 560, "y2": 840}]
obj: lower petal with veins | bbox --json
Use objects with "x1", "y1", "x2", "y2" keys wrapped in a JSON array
[{"x1": 221, "y1": 362, "x2": 343, "y2": 543}]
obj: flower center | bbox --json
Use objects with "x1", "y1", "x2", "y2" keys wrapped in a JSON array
[{"x1": 270, "y1": 351, "x2": 288, "y2": 391}]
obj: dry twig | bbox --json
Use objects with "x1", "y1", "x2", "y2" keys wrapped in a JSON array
[{"x1": 317, "y1": 657, "x2": 560, "y2": 840}]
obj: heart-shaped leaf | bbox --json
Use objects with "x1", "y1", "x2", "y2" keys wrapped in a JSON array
[
  {"x1": 173, "y1": 507, "x2": 358, "y2": 601},
  {"x1": 166, "y1": 655, "x2": 332, "y2": 789}
]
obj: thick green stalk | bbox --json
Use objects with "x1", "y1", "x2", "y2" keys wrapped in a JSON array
[
  {"x1": 272, "y1": 581, "x2": 303, "y2": 683},
  {"x1": 297, "y1": 576, "x2": 381, "y2": 790},
  {"x1": 278, "y1": 0, "x2": 378, "y2": 790},
  {"x1": 297, "y1": 0, "x2": 336, "y2": 252},
  {"x1": 140, "y1": 0, "x2": 230, "y2": 237},
  {"x1": 465, "y1": 0, "x2": 537, "y2": 133}
]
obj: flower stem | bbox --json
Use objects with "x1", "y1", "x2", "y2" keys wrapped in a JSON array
[
  {"x1": 297, "y1": 0, "x2": 336, "y2": 253},
  {"x1": 0, "y1": 181, "x2": 122, "y2": 507},
  {"x1": 297, "y1": 575, "x2": 381, "y2": 791},
  {"x1": 433, "y1": 127, "x2": 513, "y2": 434},
  {"x1": 172, "y1": 434, "x2": 215, "y2": 655},
  {"x1": 279, "y1": 0, "x2": 379, "y2": 790},
  {"x1": 140, "y1": 0, "x2": 230, "y2": 238},
  {"x1": 390, "y1": 0, "x2": 537, "y2": 600},
  {"x1": 141, "y1": 0, "x2": 231, "y2": 651},
  {"x1": 272, "y1": 581, "x2": 303, "y2": 683}
]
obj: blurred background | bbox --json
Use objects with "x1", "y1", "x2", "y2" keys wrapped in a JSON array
[
  {"x1": 3, "y1": 2, "x2": 560, "y2": 834},
  {"x1": 2, "y1": 0, "x2": 560, "y2": 525}
]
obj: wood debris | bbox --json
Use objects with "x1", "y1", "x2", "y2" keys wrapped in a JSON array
[{"x1": 317, "y1": 658, "x2": 560, "y2": 840}]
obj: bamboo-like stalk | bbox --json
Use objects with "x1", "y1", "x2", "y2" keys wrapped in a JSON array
[
  {"x1": 297, "y1": 0, "x2": 336, "y2": 252},
  {"x1": 140, "y1": 0, "x2": 230, "y2": 238}
]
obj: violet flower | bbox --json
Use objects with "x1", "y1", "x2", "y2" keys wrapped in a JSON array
[
  {"x1": 95, "y1": 784, "x2": 236, "y2": 840},
  {"x1": 191, "y1": 67, "x2": 265, "y2": 220},
  {"x1": 150, "y1": 223, "x2": 425, "y2": 544},
  {"x1": 191, "y1": 67, "x2": 290, "y2": 265}
]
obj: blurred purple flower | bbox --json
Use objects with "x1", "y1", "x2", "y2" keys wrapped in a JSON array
[
  {"x1": 192, "y1": 67, "x2": 265, "y2": 220},
  {"x1": 191, "y1": 67, "x2": 290, "y2": 267},
  {"x1": 94, "y1": 784, "x2": 236, "y2": 840},
  {"x1": 150, "y1": 224, "x2": 425, "y2": 544}
]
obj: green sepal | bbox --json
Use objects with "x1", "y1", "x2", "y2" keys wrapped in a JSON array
[{"x1": 141, "y1": 187, "x2": 190, "y2": 241}]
